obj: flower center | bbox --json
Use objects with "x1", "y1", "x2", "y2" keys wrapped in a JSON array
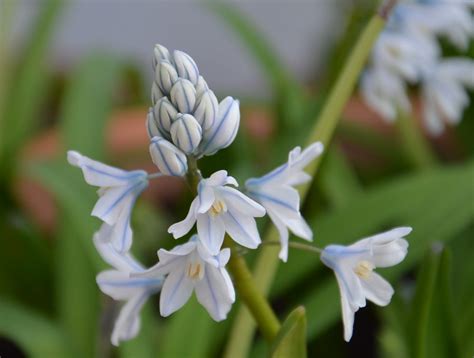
[
  {"x1": 354, "y1": 260, "x2": 374, "y2": 279},
  {"x1": 208, "y1": 200, "x2": 227, "y2": 217},
  {"x1": 186, "y1": 261, "x2": 204, "y2": 281}
]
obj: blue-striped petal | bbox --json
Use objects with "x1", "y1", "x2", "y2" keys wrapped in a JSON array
[{"x1": 149, "y1": 137, "x2": 187, "y2": 176}]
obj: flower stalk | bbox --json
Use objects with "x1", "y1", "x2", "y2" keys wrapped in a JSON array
[{"x1": 396, "y1": 110, "x2": 437, "y2": 170}]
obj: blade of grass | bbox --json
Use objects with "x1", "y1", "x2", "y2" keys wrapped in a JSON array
[{"x1": 0, "y1": 0, "x2": 63, "y2": 179}]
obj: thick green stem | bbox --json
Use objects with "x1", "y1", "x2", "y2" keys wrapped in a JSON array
[
  {"x1": 396, "y1": 110, "x2": 437, "y2": 170},
  {"x1": 225, "y1": 10, "x2": 389, "y2": 358},
  {"x1": 226, "y1": 239, "x2": 281, "y2": 342}
]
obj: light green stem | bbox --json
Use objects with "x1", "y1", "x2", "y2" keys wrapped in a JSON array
[
  {"x1": 224, "y1": 10, "x2": 389, "y2": 358},
  {"x1": 396, "y1": 110, "x2": 437, "y2": 170}
]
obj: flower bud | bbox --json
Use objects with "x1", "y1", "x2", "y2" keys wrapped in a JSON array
[
  {"x1": 153, "y1": 97, "x2": 178, "y2": 134},
  {"x1": 155, "y1": 60, "x2": 178, "y2": 94},
  {"x1": 170, "y1": 114, "x2": 202, "y2": 154},
  {"x1": 153, "y1": 44, "x2": 171, "y2": 68},
  {"x1": 199, "y1": 97, "x2": 240, "y2": 156},
  {"x1": 173, "y1": 50, "x2": 199, "y2": 85},
  {"x1": 151, "y1": 81, "x2": 164, "y2": 105},
  {"x1": 146, "y1": 108, "x2": 160, "y2": 138},
  {"x1": 193, "y1": 89, "x2": 218, "y2": 130},
  {"x1": 149, "y1": 136, "x2": 187, "y2": 176},
  {"x1": 170, "y1": 78, "x2": 196, "y2": 114},
  {"x1": 195, "y1": 76, "x2": 209, "y2": 97}
]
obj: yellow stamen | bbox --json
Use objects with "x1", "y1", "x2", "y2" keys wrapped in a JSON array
[
  {"x1": 186, "y1": 262, "x2": 204, "y2": 280},
  {"x1": 209, "y1": 200, "x2": 227, "y2": 217},
  {"x1": 354, "y1": 260, "x2": 374, "y2": 279}
]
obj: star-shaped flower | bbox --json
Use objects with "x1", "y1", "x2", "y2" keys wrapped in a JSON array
[
  {"x1": 168, "y1": 170, "x2": 266, "y2": 255},
  {"x1": 133, "y1": 236, "x2": 235, "y2": 321}
]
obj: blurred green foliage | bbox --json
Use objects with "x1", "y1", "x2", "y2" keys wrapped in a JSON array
[{"x1": 0, "y1": 1, "x2": 473, "y2": 357}]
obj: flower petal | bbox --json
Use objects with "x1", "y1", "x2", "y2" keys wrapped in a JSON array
[
  {"x1": 111, "y1": 291, "x2": 149, "y2": 346},
  {"x1": 196, "y1": 214, "x2": 225, "y2": 256},
  {"x1": 360, "y1": 272, "x2": 394, "y2": 306},
  {"x1": 160, "y1": 269, "x2": 194, "y2": 317},
  {"x1": 221, "y1": 211, "x2": 261, "y2": 250},
  {"x1": 97, "y1": 270, "x2": 162, "y2": 301},
  {"x1": 67, "y1": 151, "x2": 147, "y2": 187},
  {"x1": 93, "y1": 231, "x2": 143, "y2": 272},
  {"x1": 267, "y1": 209, "x2": 289, "y2": 262},
  {"x1": 197, "y1": 182, "x2": 215, "y2": 214},
  {"x1": 168, "y1": 198, "x2": 198, "y2": 238},
  {"x1": 220, "y1": 187, "x2": 266, "y2": 217},
  {"x1": 246, "y1": 185, "x2": 298, "y2": 220},
  {"x1": 195, "y1": 265, "x2": 234, "y2": 321}
]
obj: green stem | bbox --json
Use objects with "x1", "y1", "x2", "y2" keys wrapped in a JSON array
[
  {"x1": 396, "y1": 110, "x2": 437, "y2": 170},
  {"x1": 226, "y1": 239, "x2": 281, "y2": 342},
  {"x1": 224, "y1": 8, "x2": 389, "y2": 358}
]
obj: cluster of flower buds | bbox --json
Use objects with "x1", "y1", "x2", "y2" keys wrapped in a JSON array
[
  {"x1": 361, "y1": 0, "x2": 474, "y2": 135},
  {"x1": 147, "y1": 45, "x2": 240, "y2": 176},
  {"x1": 68, "y1": 44, "x2": 412, "y2": 346}
]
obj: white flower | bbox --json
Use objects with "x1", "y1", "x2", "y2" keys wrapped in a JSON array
[
  {"x1": 133, "y1": 236, "x2": 235, "y2": 321},
  {"x1": 168, "y1": 170, "x2": 265, "y2": 255},
  {"x1": 360, "y1": 67, "x2": 411, "y2": 121},
  {"x1": 67, "y1": 151, "x2": 148, "y2": 253},
  {"x1": 320, "y1": 227, "x2": 411, "y2": 342},
  {"x1": 94, "y1": 231, "x2": 163, "y2": 346},
  {"x1": 198, "y1": 96, "x2": 240, "y2": 157},
  {"x1": 421, "y1": 58, "x2": 474, "y2": 135},
  {"x1": 149, "y1": 136, "x2": 188, "y2": 177},
  {"x1": 245, "y1": 142, "x2": 324, "y2": 262}
]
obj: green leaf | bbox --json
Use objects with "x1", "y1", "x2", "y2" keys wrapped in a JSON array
[
  {"x1": 270, "y1": 306, "x2": 307, "y2": 358},
  {"x1": 0, "y1": 0, "x2": 63, "y2": 177},
  {"x1": 0, "y1": 299, "x2": 76, "y2": 358},
  {"x1": 60, "y1": 54, "x2": 123, "y2": 159}
]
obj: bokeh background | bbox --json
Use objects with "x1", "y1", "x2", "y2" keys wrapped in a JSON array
[{"x1": 1, "y1": 1, "x2": 473, "y2": 357}]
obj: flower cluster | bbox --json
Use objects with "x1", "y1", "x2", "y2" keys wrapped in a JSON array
[
  {"x1": 68, "y1": 44, "x2": 411, "y2": 345},
  {"x1": 147, "y1": 45, "x2": 240, "y2": 176},
  {"x1": 361, "y1": 0, "x2": 474, "y2": 135}
]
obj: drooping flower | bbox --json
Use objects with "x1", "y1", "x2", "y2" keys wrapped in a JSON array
[
  {"x1": 67, "y1": 151, "x2": 148, "y2": 253},
  {"x1": 94, "y1": 230, "x2": 163, "y2": 346},
  {"x1": 245, "y1": 142, "x2": 324, "y2": 262},
  {"x1": 421, "y1": 58, "x2": 474, "y2": 135},
  {"x1": 133, "y1": 236, "x2": 235, "y2": 321},
  {"x1": 320, "y1": 227, "x2": 411, "y2": 342},
  {"x1": 168, "y1": 170, "x2": 266, "y2": 255}
]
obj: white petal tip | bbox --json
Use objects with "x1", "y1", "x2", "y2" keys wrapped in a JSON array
[{"x1": 67, "y1": 150, "x2": 82, "y2": 166}]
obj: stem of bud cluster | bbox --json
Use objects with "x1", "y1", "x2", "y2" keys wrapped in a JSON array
[
  {"x1": 183, "y1": 157, "x2": 281, "y2": 342},
  {"x1": 396, "y1": 110, "x2": 437, "y2": 170},
  {"x1": 225, "y1": 3, "x2": 393, "y2": 356}
]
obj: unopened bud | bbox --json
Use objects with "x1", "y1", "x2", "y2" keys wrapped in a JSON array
[
  {"x1": 153, "y1": 44, "x2": 171, "y2": 68},
  {"x1": 173, "y1": 50, "x2": 199, "y2": 85},
  {"x1": 170, "y1": 114, "x2": 202, "y2": 154},
  {"x1": 153, "y1": 97, "x2": 178, "y2": 134},
  {"x1": 151, "y1": 81, "x2": 164, "y2": 105},
  {"x1": 193, "y1": 89, "x2": 218, "y2": 130},
  {"x1": 149, "y1": 136, "x2": 187, "y2": 176},
  {"x1": 155, "y1": 60, "x2": 178, "y2": 94},
  {"x1": 170, "y1": 78, "x2": 196, "y2": 114},
  {"x1": 195, "y1": 76, "x2": 209, "y2": 97},
  {"x1": 199, "y1": 97, "x2": 240, "y2": 156}
]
